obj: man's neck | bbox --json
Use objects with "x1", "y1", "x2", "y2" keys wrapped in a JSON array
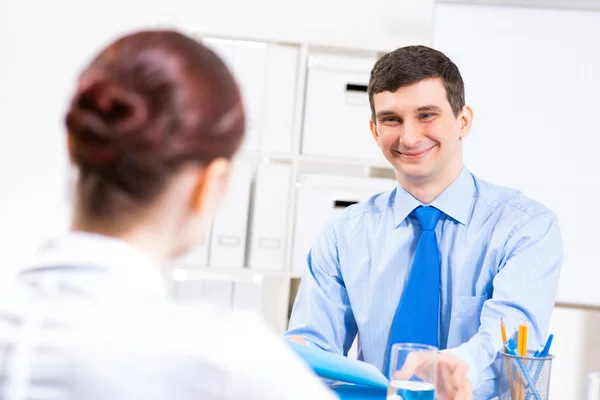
[{"x1": 397, "y1": 163, "x2": 463, "y2": 205}]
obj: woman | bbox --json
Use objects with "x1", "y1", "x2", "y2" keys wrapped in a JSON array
[{"x1": 0, "y1": 30, "x2": 336, "y2": 400}]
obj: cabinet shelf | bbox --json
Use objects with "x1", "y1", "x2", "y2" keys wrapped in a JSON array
[
  {"x1": 167, "y1": 263, "x2": 292, "y2": 283},
  {"x1": 297, "y1": 154, "x2": 392, "y2": 169}
]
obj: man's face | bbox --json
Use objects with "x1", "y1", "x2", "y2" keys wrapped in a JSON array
[{"x1": 370, "y1": 78, "x2": 471, "y2": 185}]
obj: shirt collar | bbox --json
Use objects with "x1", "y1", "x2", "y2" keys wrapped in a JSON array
[
  {"x1": 20, "y1": 231, "x2": 168, "y2": 296},
  {"x1": 393, "y1": 166, "x2": 475, "y2": 228}
]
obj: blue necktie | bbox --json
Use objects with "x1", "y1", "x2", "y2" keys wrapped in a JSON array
[{"x1": 385, "y1": 206, "x2": 442, "y2": 377}]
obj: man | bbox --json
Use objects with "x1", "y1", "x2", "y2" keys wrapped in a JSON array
[{"x1": 285, "y1": 45, "x2": 563, "y2": 399}]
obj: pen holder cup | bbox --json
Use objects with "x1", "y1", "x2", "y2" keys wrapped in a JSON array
[{"x1": 499, "y1": 352, "x2": 554, "y2": 400}]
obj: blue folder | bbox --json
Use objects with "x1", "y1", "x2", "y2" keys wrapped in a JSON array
[{"x1": 287, "y1": 342, "x2": 388, "y2": 399}]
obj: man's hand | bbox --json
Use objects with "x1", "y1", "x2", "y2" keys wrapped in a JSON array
[{"x1": 393, "y1": 352, "x2": 472, "y2": 400}]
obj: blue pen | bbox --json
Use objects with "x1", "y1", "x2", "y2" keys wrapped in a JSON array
[
  {"x1": 538, "y1": 334, "x2": 553, "y2": 357},
  {"x1": 524, "y1": 334, "x2": 554, "y2": 400},
  {"x1": 506, "y1": 339, "x2": 543, "y2": 400},
  {"x1": 529, "y1": 334, "x2": 554, "y2": 377},
  {"x1": 527, "y1": 334, "x2": 554, "y2": 399},
  {"x1": 533, "y1": 334, "x2": 553, "y2": 357}
]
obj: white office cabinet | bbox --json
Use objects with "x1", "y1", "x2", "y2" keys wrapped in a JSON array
[
  {"x1": 203, "y1": 280, "x2": 234, "y2": 309},
  {"x1": 202, "y1": 37, "x2": 235, "y2": 67},
  {"x1": 248, "y1": 162, "x2": 292, "y2": 270},
  {"x1": 260, "y1": 44, "x2": 298, "y2": 153},
  {"x1": 163, "y1": 35, "x2": 400, "y2": 336},
  {"x1": 209, "y1": 160, "x2": 253, "y2": 268},
  {"x1": 233, "y1": 41, "x2": 267, "y2": 152},
  {"x1": 202, "y1": 38, "x2": 297, "y2": 154},
  {"x1": 173, "y1": 279, "x2": 233, "y2": 310},
  {"x1": 232, "y1": 281, "x2": 264, "y2": 312},
  {"x1": 292, "y1": 174, "x2": 396, "y2": 273},
  {"x1": 302, "y1": 53, "x2": 381, "y2": 160},
  {"x1": 176, "y1": 229, "x2": 211, "y2": 266}
]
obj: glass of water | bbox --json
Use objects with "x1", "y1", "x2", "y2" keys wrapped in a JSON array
[
  {"x1": 387, "y1": 343, "x2": 437, "y2": 400},
  {"x1": 587, "y1": 372, "x2": 600, "y2": 400}
]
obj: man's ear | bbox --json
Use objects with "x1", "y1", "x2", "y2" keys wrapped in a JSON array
[
  {"x1": 458, "y1": 105, "x2": 474, "y2": 139},
  {"x1": 191, "y1": 158, "x2": 231, "y2": 215}
]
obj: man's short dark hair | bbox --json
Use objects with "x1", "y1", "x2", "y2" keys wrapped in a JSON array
[{"x1": 368, "y1": 45, "x2": 465, "y2": 120}]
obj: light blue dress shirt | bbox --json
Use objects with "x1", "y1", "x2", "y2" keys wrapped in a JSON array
[{"x1": 285, "y1": 166, "x2": 563, "y2": 399}]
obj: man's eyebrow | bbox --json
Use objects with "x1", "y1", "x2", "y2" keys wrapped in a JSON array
[
  {"x1": 375, "y1": 110, "x2": 398, "y2": 119},
  {"x1": 416, "y1": 105, "x2": 443, "y2": 113}
]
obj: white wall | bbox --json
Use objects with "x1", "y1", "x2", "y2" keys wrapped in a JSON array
[
  {"x1": 547, "y1": 307, "x2": 600, "y2": 399},
  {"x1": 433, "y1": 3, "x2": 600, "y2": 397},
  {"x1": 0, "y1": 0, "x2": 181, "y2": 286},
  {"x1": 185, "y1": 0, "x2": 435, "y2": 51},
  {"x1": 0, "y1": 0, "x2": 433, "y2": 287},
  {"x1": 433, "y1": 2, "x2": 600, "y2": 308},
  {"x1": 0, "y1": 0, "x2": 217, "y2": 287}
]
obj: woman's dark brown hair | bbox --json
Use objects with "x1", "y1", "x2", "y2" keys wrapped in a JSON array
[{"x1": 65, "y1": 30, "x2": 245, "y2": 219}]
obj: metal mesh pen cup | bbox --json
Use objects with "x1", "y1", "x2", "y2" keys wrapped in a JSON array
[{"x1": 499, "y1": 351, "x2": 554, "y2": 400}]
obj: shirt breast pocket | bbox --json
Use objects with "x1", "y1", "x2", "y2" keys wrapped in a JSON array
[{"x1": 447, "y1": 295, "x2": 487, "y2": 348}]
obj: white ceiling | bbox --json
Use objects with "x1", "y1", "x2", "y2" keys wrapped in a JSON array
[{"x1": 437, "y1": 0, "x2": 600, "y2": 11}]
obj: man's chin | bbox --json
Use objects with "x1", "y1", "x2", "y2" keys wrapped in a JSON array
[{"x1": 395, "y1": 163, "x2": 433, "y2": 181}]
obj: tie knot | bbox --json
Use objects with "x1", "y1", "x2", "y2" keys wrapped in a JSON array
[{"x1": 414, "y1": 206, "x2": 442, "y2": 231}]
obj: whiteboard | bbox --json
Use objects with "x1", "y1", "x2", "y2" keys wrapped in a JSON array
[{"x1": 433, "y1": 3, "x2": 600, "y2": 307}]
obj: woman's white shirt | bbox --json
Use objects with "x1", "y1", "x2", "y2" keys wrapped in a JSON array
[{"x1": 0, "y1": 232, "x2": 337, "y2": 400}]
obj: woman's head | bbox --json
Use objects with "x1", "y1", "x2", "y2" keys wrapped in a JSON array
[{"x1": 65, "y1": 30, "x2": 245, "y2": 258}]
